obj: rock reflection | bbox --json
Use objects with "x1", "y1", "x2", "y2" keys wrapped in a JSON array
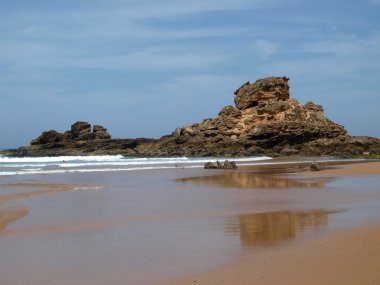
[
  {"x1": 225, "y1": 209, "x2": 339, "y2": 247},
  {"x1": 178, "y1": 172, "x2": 329, "y2": 189}
]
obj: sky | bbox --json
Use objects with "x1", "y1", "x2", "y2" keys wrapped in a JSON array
[{"x1": 1, "y1": 0, "x2": 379, "y2": 148}]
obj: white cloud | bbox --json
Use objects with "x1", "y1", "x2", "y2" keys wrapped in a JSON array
[
  {"x1": 251, "y1": 39, "x2": 279, "y2": 58},
  {"x1": 0, "y1": 0, "x2": 273, "y2": 42},
  {"x1": 84, "y1": 0, "x2": 271, "y2": 20},
  {"x1": 0, "y1": 0, "x2": 267, "y2": 77},
  {"x1": 302, "y1": 34, "x2": 380, "y2": 55},
  {"x1": 0, "y1": 41, "x2": 227, "y2": 72},
  {"x1": 81, "y1": 49, "x2": 227, "y2": 70}
]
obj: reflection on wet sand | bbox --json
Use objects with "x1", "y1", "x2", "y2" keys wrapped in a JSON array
[
  {"x1": 225, "y1": 210, "x2": 339, "y2": 247},
  {"x1": 0, "y1": 206, "x2": 29, "y2": 233},
  {"x1": 178, "y1": 172, "x2": 330, "y2": 189}
]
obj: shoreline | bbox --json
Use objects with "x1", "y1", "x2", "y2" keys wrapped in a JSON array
[
  {"x1": 0, "y1": 154, "x2": 377, "y2": 177},
  {"x1": 168, "y1": 162, "x2": 380, "y2": 285}
]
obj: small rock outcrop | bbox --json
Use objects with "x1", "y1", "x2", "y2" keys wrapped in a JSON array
[
  {"x1": 93, "y1": 125, "x2": 111, "y2": 140},
  {"x1": 18, "y1": 122, "x2": 117, "y2": 155},
  {"x1": 31, "y1": 121, "x2": 111, "y2": 145},
  {"x1": 204, "y1": 160, "x2": 238, "y2": 169},
  {"x1": 310, "y1": 162, "x2": 321, "y2": 171}
]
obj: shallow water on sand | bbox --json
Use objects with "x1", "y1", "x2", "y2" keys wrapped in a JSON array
[{"x1": 1, "y1": 166, "x2": 380, "y2": 285}]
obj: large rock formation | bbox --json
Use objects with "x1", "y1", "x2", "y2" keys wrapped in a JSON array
[
  {"x1": 2, "y1": 77, "x2": 380, "y2": 157},
  {"x1": 147, "y1": 77, "x2": 352, "y2": 156}
]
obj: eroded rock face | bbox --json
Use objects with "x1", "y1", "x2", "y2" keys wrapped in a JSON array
[
  {"x1": 151, "y1": 76, "x2": 348, "y2": 156},
  {"x1": 234, "y1": 77, "x2": 290, "y2": 110}
]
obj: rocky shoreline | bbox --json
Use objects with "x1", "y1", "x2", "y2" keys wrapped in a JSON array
[{"x1": 2, "y1": 77, "x2": 380, "y2": 157}]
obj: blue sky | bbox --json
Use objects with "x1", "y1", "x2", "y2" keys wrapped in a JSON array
[{"x1": 1, "y1": 0, "x2": 379, "y2": 148}]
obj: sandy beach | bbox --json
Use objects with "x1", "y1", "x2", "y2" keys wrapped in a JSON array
[
  {"x1": 2, "y1": 1, "x2": 380, "y2": 284},
  {"x1": 170, "y1": 161, "x2": 380, "y2": 285},
  {"x1": 169, "y1": 221, "x2": 380, "y2": 285},
  {"x1": 0, "y1": 160, "x2": 380, "y2": 285}
]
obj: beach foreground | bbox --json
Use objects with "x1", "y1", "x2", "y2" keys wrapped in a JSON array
[
  {"x1": 170, "y1": 215, "x2": 380, "y2": 285},
  {"x1": 0, "y1": 160, "x2": 380, "y2": 285},
  {"x1": 170, "y1": 161, "x2": 380, "y2": 285}
]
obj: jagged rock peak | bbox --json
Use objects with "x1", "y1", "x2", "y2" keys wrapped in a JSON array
[
  {"x1": 234, "y1": 76, "x2": 290, "y2": 110},
  {"x1": 93, "y1": 125, "x2": 108, "y2": 133},
  {"x1": 166, "y1": 76, "x2": 348, "y2": 156},
  {"x1": 71, "y1": 121, "x2": 91, "y2": 138}
]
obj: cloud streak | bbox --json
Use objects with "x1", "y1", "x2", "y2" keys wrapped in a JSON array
[{"x1": 251, "y1": 40, "x2": 279, "y2": 58}]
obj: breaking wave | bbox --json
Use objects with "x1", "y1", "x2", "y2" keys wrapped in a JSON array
[{"x1": 0, "y1": 155, "x2": 272, "y2": 176}]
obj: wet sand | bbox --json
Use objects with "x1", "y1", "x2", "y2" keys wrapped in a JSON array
[
  {"x1": 0, "y1": 206, "x2": 29, "y2": 232},
  {"x1": 0, "y1": 183, "x2": 80, "y2": 202},
  {"x1": 0, "y1": 160, "x2": 379, "y2": 285},
  {"x1": 306, "y1": 160, "x2": 380, "y2": 177},
  {"x1": 169, "y1": 221, "x2": 380, "y2": 285},
  {"x1": 0, "y1": 183, "x2": 81, "y2": 236},
  {"x1": 170, "y1": 161, "x2": 380, "y2": 285}
]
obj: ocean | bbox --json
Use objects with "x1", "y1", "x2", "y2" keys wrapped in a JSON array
[{"x1": 0, "y1": 155, "x2": 272, "y2": 176}]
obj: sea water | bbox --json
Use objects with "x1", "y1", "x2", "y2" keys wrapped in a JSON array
[{"x1": 0, "y1": 155, "x2": 272, "y2": 176}]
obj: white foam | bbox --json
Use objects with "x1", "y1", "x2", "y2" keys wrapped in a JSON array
[
  {"x1": 0, "y1": 155, "x2": 124, "y2": 163},
  {"x1": 58, "y1": 156, "x2": 272, "y2": 168},
  {"x1": 0, "y1": 155, "x2": 273, "y2": 176},
  {"x1": 0, "y1": 165, "x2": 193, "y2": 176},
  {"x1": 73, "y1": 186, "x2": 104, "y2": 191},
  {"x1": 23, "y1": 168, "x2": 43, "y2": 171}
]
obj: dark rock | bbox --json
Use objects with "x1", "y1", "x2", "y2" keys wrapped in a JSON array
[
  {"x1": 94, "y1": 131, "x2": 111, "y2": 140},
  {"x1": 310, "y1": 162, "x2": 321, "y2": 171},
  {"x1": 204, "y1": 160, "x2": 238, "y2": 169},
  {"x1": 19, "y1": 121, "x2": 115, "y2": 155},
  {"x1": 31, "y1": 130, "x2": 63, "y2": 145},
  {"x1": 224, "y1": 160, "x2": 238, "y2": 169},
  {"x1": 93, "y1": 125, "x2": 111, "y2": 139},
  {"x1": 62, "y1": 130, "x2": 74, "y2": 141},
  {"x1": 204, "y1": 162, "x2": 216, "y2": 169},
  {"x1": 93, "y1": 125, "x2": 107, "y2": 132},
  {"x1": 78, "y1": 132, "x2": 97, "y2": 141},
  {"x1": 71, "y1": 121, "x2": 91, "y2": 138},
  {"x1": 281, "y1": 147, "x2": 300, "y2": 156}
]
